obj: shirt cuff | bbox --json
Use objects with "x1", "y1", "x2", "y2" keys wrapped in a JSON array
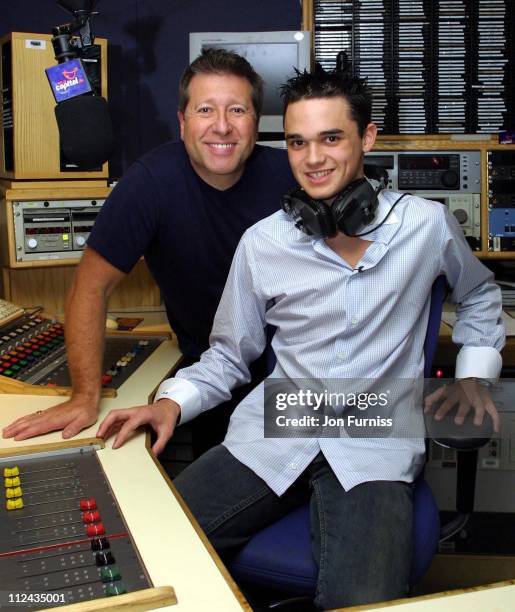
[
  {"x1": 455, "y1": 346, "x2": 502, "y2": 382},
  {"x1": 154, "y1": 378, "x2": 202, "y2": 425}
]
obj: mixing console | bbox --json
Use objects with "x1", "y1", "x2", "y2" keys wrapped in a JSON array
[
  {"x1": 0, "y1": 313, "x2": 165, "y2": 390},
  {"x1": 0, "y1": 446, "x2": 151, "y2": 610}
]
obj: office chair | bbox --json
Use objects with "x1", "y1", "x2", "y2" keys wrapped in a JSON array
[{"x1": 229, "y1": 276, "x2": 448, "y2": 599}]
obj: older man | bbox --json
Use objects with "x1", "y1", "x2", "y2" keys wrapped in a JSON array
[{"x1": 3, "y1": 49, "x2": 295, "y2": 444}]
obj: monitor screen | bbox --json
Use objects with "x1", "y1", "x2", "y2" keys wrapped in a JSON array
[
  {"x1": 189, "y1": 32, "x2": 311, "y2": 133},
  {"x1": 206, "y1": 42, "x2": 299, "y2": 115}
]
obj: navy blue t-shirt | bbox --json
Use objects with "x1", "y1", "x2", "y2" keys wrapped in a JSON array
[{"x1": 88, "y1": 141, "x2": 295, "y2": 358}]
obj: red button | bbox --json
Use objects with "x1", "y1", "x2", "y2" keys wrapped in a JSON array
[
  {"x1": 80, "y1": 498, "x2": 97, "y2": 510},
  {"x1": 101, "y1": 374, "x2": 112, "y2": 386},
  {"x1": 86, "y1": 523, "x2": 105, "y2": 536},
  {"x1": 82, "y1": 510, "x2": 101, "y2": 523}
]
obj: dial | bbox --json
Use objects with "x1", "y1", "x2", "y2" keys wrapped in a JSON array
[
  {"x1": 453, "y1": 209, "x2": 468, "y2": 224},
  {"x1": 441, "y1": 170, "x2": 459, "y2": 188}
]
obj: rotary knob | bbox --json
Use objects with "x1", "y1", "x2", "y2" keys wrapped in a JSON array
[
  {"x1": 75, "y1": 235, "x2": 86, "y2": 247},
  {"x1": 27, "y1": 238, "x2": 38, "y2": 249},
  {"x1": 453, "y1": 209, "x2": 468, "y2": 224},
  {"x1": 441, "y1": 170, "x2": 459, "y2": 188}
]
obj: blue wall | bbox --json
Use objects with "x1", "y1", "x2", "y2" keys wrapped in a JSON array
[{"x1": 2, "y1": 0, "x2": 301, "y2": 176}]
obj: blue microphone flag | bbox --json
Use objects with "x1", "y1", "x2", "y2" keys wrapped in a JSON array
[{"x1": 45, "y1": 58, "x2": 92, "y2": 103}]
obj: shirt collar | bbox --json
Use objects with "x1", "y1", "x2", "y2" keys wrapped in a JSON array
[
  {"x1": 367, "y1": 191, "x2": 400, "y2": 229},
  {"x1": 353, "y1": 190, "x2": 403, "y2": 245}
]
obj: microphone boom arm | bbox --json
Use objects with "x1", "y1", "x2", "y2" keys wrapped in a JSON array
[{"x1": 51, "y1": 7, "x2": 98, "y2": 63}]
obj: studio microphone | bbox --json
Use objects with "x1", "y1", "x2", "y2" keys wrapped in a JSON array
[
  {"x1": 46, "y1": 1, "x2": 114, "y2": 170},
  {"x1": 54, "y1": 94, "x2": 114, "y2": 169}
]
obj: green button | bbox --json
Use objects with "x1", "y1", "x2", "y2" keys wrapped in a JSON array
[
  {"x1": 100, "y1": 565, "x2": 121, "y2": 582},
  {"x1": 105, "y1": 582, "x2": 126, "y2": 596},
  {"x1": 19, "y1": 360, "x2": 28, "y2": 366},
  {"x1": 33, "y1": 351, "x2": 41, "y2": 357},
  {"x1": 40, "y1": 346, "x2": 49, "y2": 352},
  {"x1": 11, "y1": 364, "x2": 21, "y2": 371},
  {"x1": 3, "y1": 369, "x2": 13, "y2": 377}
]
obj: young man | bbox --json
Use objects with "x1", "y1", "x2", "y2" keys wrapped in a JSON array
[
  {"x1": 2, "y1": 49, "x2": 294, "y2": 445},
  {"x1": 95, "y1": 69, "x2": 504, "y2": 608}
]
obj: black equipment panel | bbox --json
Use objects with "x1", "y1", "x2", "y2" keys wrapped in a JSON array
[{"x1": 488, "y1": 150, "x2": 515, "y2": 251}]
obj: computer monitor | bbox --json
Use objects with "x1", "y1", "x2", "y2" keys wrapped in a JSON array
[{"x1": 189, "y1": 31, "x2": 311, "y2": 133}]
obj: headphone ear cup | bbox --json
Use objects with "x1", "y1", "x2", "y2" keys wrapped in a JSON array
[
  {"x1": 333, "y1": 178, "x2": 379, "y2": 236},
  {"x1": 282, "y1": 188, "x2": 337, "y2": 238},
  {"x1": 316, "y1": 201, "x2": 337, "y2": 237}
]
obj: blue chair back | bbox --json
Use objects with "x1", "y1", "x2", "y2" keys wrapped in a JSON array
[{"x1": 423, "y1": 275, "x2": 447, "y2": 377}]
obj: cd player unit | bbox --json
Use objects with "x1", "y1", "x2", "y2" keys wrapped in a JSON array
[
  {"x1": 12, "y1": 199, "x2": 104, "y2": 262},
  {"x1": 365, "y1": 151, "x2": 482, "y2": 250},
  {"x1": 366, "y1": 151, "x2": 481, "y2": 193}
]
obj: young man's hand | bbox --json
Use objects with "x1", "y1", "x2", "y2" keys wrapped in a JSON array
[
  {"x1": 96, "y1": 399, "x2": 181, "y2": 455},
  {"x1": 424, "y1": 378, "x2": 500, "y2": 433},
  {"x1": 2, "y1": 396, "x2": 99, "y2": 441}
]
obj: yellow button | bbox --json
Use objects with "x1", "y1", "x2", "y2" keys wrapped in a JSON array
[
  {"x1": 6, "y1": 498, "x2": 23, "y2": 510},
  {"x1": 5, "y1": 477, "x2": 21, "y2": 487},
  {"x1": 62, "y1": 234, "x2": 69, "y2": 240},
  {"x1": 3, "y1": 467, "x2": 19, "y2": 477},
  {"x1": 6, "y1": 486, "x2": 23, "y2": 498}
]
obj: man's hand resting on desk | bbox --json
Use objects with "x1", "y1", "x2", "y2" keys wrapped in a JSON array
[
  {"x1": 2, "y1": 396, "x2": 99, "y2": 441},
  {"x1": 424, "y1": 378, "x2": 500, "y2": 433},
  {"x1": 96, "y1": 399, "x2": 180, "y2": 455}
]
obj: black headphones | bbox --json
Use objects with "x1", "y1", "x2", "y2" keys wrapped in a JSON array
[{"x1": 282, "y1": 165, "x2": 389, "y2": 238}]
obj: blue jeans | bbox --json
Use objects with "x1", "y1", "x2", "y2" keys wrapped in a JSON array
[{"x1": 174, "y1": 445, "x2": 413, "y2": 609}]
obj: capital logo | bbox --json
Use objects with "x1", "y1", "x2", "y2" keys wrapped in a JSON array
[
  {"x1": 55, "y1": 66, "x2": 85, "y2": 93},
  {"x1": 62, "y1": 66, "x2": 79, "y2": 80},
  {"x1": 46, "y1": 59, "x2": 92, "y2": 102}
]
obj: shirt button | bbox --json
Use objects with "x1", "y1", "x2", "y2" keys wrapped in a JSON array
[
  {"x1": 337, "y1": 352, "x2": 345, "y2": 360},
  {"x1": 289, "y1": 463, "x2": 298, "y2": 470},
  {"x1": 351, "y1": 318, "x2": 358, "y2": 325}
]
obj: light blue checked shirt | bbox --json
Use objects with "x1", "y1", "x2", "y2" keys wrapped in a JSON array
[{"x1": 156, "y1": 192, "x2": 504, "y2": 494}]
